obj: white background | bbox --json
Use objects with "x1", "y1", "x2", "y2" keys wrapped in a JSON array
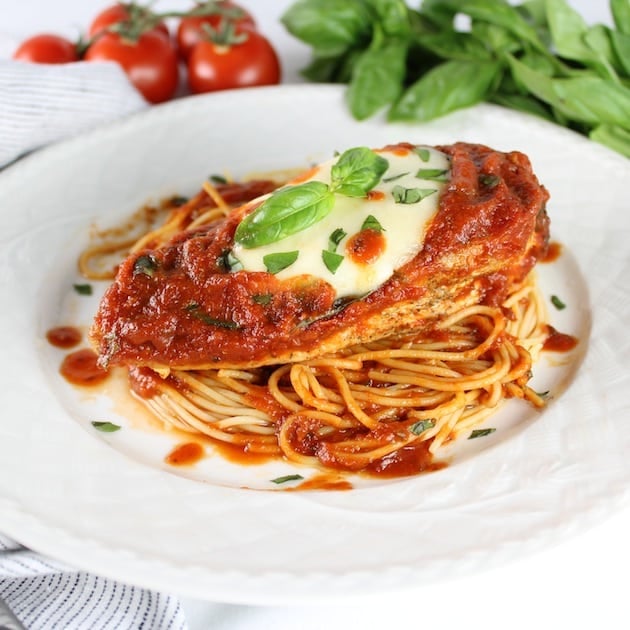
[{"x1": 1, "y1": 1, "x2": 628, "y2": 629}]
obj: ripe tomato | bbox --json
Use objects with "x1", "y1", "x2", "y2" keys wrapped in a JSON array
[
  {"x1": 88, "y1": 3, "x2": 170, "y2": 39},
  {"x1": 187, "y1": 30, "x2": 281, "y2": 94},
  {"x1": 84, "y1": 31, "x2": 179, "y2": 103},
  {"x1": 176, "y1": 1, "x2": 256, "y2": 60},
  {"x1": 13, "y1": 34, "x2": 79, "y2": 64}
]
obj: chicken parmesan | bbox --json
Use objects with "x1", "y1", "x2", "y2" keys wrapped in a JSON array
[{"x1": 86, "y1": 141, "x2": 552, "y2": 478}]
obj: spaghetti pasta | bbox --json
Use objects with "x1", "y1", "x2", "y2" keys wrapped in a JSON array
[
  {"x1": 125, "y1": 272, "x2": 547, "y2": 476},
  {"x1": 84, "y1": 142, "x2": 553, "y2": 478}
]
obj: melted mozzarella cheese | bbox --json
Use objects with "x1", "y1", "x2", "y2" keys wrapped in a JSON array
[{"x1": 232, "y1": 145, "x2": 450, "y2": 298}]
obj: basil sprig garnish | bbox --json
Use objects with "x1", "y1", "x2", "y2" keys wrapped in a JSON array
[
  {"x1": 234, "y1": 147, "x2": 389, "y2": 249},
  {"x1": 329, "y1": 146, "x2": 389, "y2": 197}
]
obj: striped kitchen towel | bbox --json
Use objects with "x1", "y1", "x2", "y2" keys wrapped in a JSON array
[
  {"x1": 0, "y1": 58, "x2": 147, "y2": 168},
  {"x1": 0, "y1": 534, "x2": 187, "y2": 630}
]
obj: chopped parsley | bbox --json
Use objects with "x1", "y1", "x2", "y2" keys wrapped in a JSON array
[
  {"x1": 91, "y1": 421, "x2": 121, "y2": 433},
  {"x1": 73, "y1": 283, "x2": 93, "y2": 296},
  {"x1": 468, "y1": 428, "x2": 496, "y2": 439}
]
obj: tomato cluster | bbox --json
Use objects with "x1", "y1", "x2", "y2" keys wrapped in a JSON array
[{"x1": 12, "y1": 1, "x2": 281, "y2": 104}]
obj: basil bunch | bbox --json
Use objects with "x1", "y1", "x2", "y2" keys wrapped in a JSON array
[
  {"x1": 282, "y1": 0, "x2": 630, "y2": 158},
  {"x1": 234, "y1": 147, "x2": 388, "y2": 248}
]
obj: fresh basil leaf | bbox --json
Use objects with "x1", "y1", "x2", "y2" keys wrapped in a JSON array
[
  {"x1": 92, "y1": 421, "x2": 121, "y2": 433},
  {"x1": 347, "y1": 36, "x2": 408, "y2": 120},
  {"x1": 263, "y1": 251, "x2": 300, "y2": 274},
  {"x1": 235, "y1": 182, "x2": 334, "y2": 249},
  {"x1": 369, "y1": 0, "x2": 412, "y2": 37},
  {"x1": 389, "y1": 60, "x2": 501, "y2": 121},
  {"x1": 468, "y1": 428, "x2": 496, "y2": 439},
  {"x1": 281, "y1": 0, "x2": 373, "y2": 56},
  {"x1": 419, "y1": 30, "x2": 495, "y2": 61},
  {"x1": 73, "y1": 283, "x2": 93, "y2": 296},
  {"x1": 508, "y1": 55, "x2": 630, "y2": 126},
  {"x1": 491, "y1": 92, "x2": 555, "y2": 122},
  {"x1": 610, "y1": 29, "x2": 630, "y2": 76},
  {"x1": 611, "y1": 0, "x2": 630, "y2": 36},
  {"x1": 517, "y1": 0, "x2": 548, "y2": 28},
  {"x1": 270, "y1": 474, "x2": 304, "y2": 484},
  {"x1": 392, "y1": 186, "x2": 437, "y2": 204},
  {"x1": 330, "y1": 147, "x2": 389, "y2": 197},
  {"x1": 436, "y1": 0, "x2": 546, "y2": 53},
  {"x1": 416, "y1": 168, "x2": 449, "y2": 182},
  {"x1": 545, "y1": 0, "x2": 618, "y2": 81},
  {"x1": 361, "y1": 214, "x2": 384, "y2": 232},
  {"x1": 409, "y1": 419, "x2": 435, "y2": 435},
  {"x1": 328, "y1": 227, "x2": 347, "y2": 251},
  {"x1": 470, "y1": 21, "x2": 521, "y2": 55},
  {"x1": 322, "y1": 249, "x2": 344, "y2": 274},
  {"x1": 589, "y1": 124, "x2": 630, "y2": 158}
]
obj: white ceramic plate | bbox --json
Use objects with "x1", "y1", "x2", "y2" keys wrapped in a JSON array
[{"x1": 0, "y1": 85, "x2": 628, "y2": 604}]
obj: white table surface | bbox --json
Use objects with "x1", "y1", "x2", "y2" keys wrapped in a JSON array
[{"x1": 2, "y1": 1, "x2": 628, "y2": 629}]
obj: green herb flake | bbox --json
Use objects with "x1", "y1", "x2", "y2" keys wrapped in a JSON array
[
  {"x1": 209, "y1": 174, "x2": 228, "y2": 184},
  {"x1": 218, "y1": 249, "x2": 243, "y2": 272},
  {"x1": 416, "y1": 168, "x2": 449, "y2": 182},
  {"x1": 73, "y1": 283, "x2": 93, "y2": 296},
  {"x1": 392, "y1": 186, "x2": 437, "y2": 204},
  {"x1": 184, "y1": 303, "x2": 240, "y2": 329},
  {"x1": 91, "y1": 421, "x2": 121, "y2": 433},
  {"x1": 263, "y1": 251, "x2": 299, "y2": 274},
  {"x1": 271, "y1": 474, "x2": 304, "y2": 485},
  {"x1": 322, "y1": 249, "x2": 344, "y2": 274},
  {"x1": 133, "y1": 254, "x2": 158, "y2": 278},
  {"x1": 382, "y1": 172, "x2": 409, "y2": 183},
  {"x1": 479, "y1": 174, "x2": 501, "y2": 188},
  {"x1": 361, "y1": 214, "x2": 384, "y2": 232},
  {"x1": 328, "y1": 227, "x2": 347, "y2": 251},
  {"x1": 252, "y1": 293, "x2": 273, "y2": 306},
  {"x1": 409, "y1": 419, "x2": 435, "y2": 435},
  {"x1": 414, "y1": 147, "x2": 431, "y2": 162},
  {"x1": 468, "y1": 428, "x2": 496, "y2": 439},
  {"x1": 551, "y1": 295, "x2": 566, "y2": 310}
]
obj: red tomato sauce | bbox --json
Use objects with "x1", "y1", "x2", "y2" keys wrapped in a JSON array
[
  {"x1": 46, "y1": 326, "x2": 82, "y2": 349},
  {"x1": 346, "y1": 229, "x2": 386, "y2": 265},
  {"x1": 60, "y1": 348, "x2": 109, "y2": 386}
]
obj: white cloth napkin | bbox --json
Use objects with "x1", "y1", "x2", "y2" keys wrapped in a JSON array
[
  {"x1": 0, "y1": 59, "x2": 148, "y2": 168},
  {"x1": 0, "y1": 59, "x2": 188, "y2": 629}
]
